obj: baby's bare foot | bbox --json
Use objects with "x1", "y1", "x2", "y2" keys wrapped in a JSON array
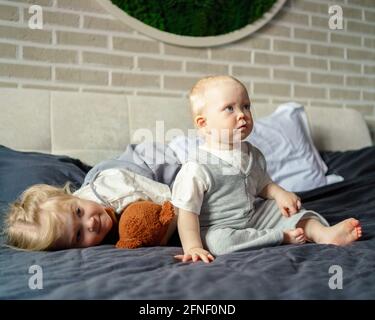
[
  {"x1": 283, "y1": 228, "x2": 306, "y2": 244},
  {"x1": 318, "y1": 218, "x2": 362, "y2": 245}
]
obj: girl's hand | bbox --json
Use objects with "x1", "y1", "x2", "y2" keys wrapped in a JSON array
[
  {"x1": 275, "y1": 191, "x2": 302, "y2": 217},
  {"x1": 174, "y1": 247, "x2": 215, "y2": 264}
]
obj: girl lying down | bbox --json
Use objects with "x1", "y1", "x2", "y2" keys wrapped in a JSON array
[
  {"x1": 4, "y1": 165, "x2": 361, "y2": 257},
  {"x1": 4, "y1": 168, "x2": 176, "y2": 250}
]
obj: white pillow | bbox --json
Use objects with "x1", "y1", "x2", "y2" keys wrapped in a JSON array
[
  {"x1": 248, "y1": 102, "x2": 328, "y2": 192},
  {"x1": 168, "y1": 102, "x2": 342, "y2": 192}
]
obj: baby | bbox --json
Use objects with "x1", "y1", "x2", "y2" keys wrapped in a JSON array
[
  {"x1": 171, "y1": 75, "x2": 362, "y2": 263},
  {"x1": 4, "y1": 168, "x2": 172, "y2": 251}
]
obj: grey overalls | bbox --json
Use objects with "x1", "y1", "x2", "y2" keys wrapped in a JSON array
[{"x1": 192, "y1": 143, "x2": 329, "y2": 255}]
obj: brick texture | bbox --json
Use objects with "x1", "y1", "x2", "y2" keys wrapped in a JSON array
[{"x1": 0, "y1": 0, "x2": 373, "y2": 138}]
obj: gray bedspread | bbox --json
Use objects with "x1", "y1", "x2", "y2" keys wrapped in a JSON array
[
  {"x1": 1, "y1": 146, "x2": 375, "y2": 299},
  {"x1": 1, "y1": 229, "x2": 374, "y2": 299}
]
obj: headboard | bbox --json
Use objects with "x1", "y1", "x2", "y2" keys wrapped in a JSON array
[{"x1": 0, "y1": 89, "x2": 372, "y2": 166}]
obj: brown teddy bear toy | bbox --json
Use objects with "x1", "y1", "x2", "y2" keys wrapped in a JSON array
[{"x1": 116, "y1": 200, "x2": 176, "y2": 249}]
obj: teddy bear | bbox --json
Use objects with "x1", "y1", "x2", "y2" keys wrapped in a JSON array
[{"x1": 116, "y1": 200, "x2": 176, "y2": 249}]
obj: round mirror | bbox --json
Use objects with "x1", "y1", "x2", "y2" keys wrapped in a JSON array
[{"x1": 98, "y1": 0, "x2": 287, "y2": 47}]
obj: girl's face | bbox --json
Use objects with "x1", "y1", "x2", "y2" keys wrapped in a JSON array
[{"x1": 41, "y1": 197, "x2": 114, "y2": 249}]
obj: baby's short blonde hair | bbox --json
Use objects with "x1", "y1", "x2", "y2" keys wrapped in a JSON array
[
  {"x1": 189, "y1": 75, "x2": 246, "y2": 119},
  {"x1": 4, "y1": 184, "x2": 73, "y2": 251}
]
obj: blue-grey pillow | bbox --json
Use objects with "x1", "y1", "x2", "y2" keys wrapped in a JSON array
[{"x1": 0, "y1": 145, "x2": 91, "y2": 204}]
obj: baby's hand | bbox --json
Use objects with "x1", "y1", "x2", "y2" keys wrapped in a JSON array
[
  {"x1": 275, "y1": 191, "x2": 302, "y2": 217},
  {"x1": 174, "y1": 247, "x2": 215, "y2": 264}
]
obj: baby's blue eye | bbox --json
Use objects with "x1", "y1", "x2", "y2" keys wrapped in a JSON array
[
  {"x1": 243, "y1": 105, "x2": 251, "y2": 111},
  {"x1": 225, "y1": 106, "x2": 234, "y2": 112}
]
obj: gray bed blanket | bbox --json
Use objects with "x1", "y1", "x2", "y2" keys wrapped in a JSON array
[
  {"x1": 1, "y1": 147, "x2": 375, "y2": 299},
  {"x1": 82, "y1": 142, "x2": 181, "y2": 189}
]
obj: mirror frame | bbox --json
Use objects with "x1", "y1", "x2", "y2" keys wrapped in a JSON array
[{"x1": 97, "y1": 0, "x2": 287, "y2": 47}]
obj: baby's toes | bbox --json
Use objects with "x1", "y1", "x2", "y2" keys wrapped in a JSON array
[{"x1": 356, "y1": 226, "x2": 362, "y2": 238}]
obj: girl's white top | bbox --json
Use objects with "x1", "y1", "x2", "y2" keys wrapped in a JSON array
[{"x1": 74, "y1": 168, "x2": 171, "y2": 213}]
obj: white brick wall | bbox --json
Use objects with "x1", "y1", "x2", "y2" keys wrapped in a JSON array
[{"x1": 0, "y1": 0, "x2": 374, "y2": 138}]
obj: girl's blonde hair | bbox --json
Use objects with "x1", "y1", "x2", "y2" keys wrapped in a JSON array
[
  {"x1": 4, "y1": 183, "x2": 73, "y2": 251},
  {"x1": 189, "y1": 75, "x2": 246, "y2": 119}
]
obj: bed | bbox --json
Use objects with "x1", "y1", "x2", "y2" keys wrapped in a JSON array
[{"x1": 1, "y1": 88, "x2": 374, "y2": 300}]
